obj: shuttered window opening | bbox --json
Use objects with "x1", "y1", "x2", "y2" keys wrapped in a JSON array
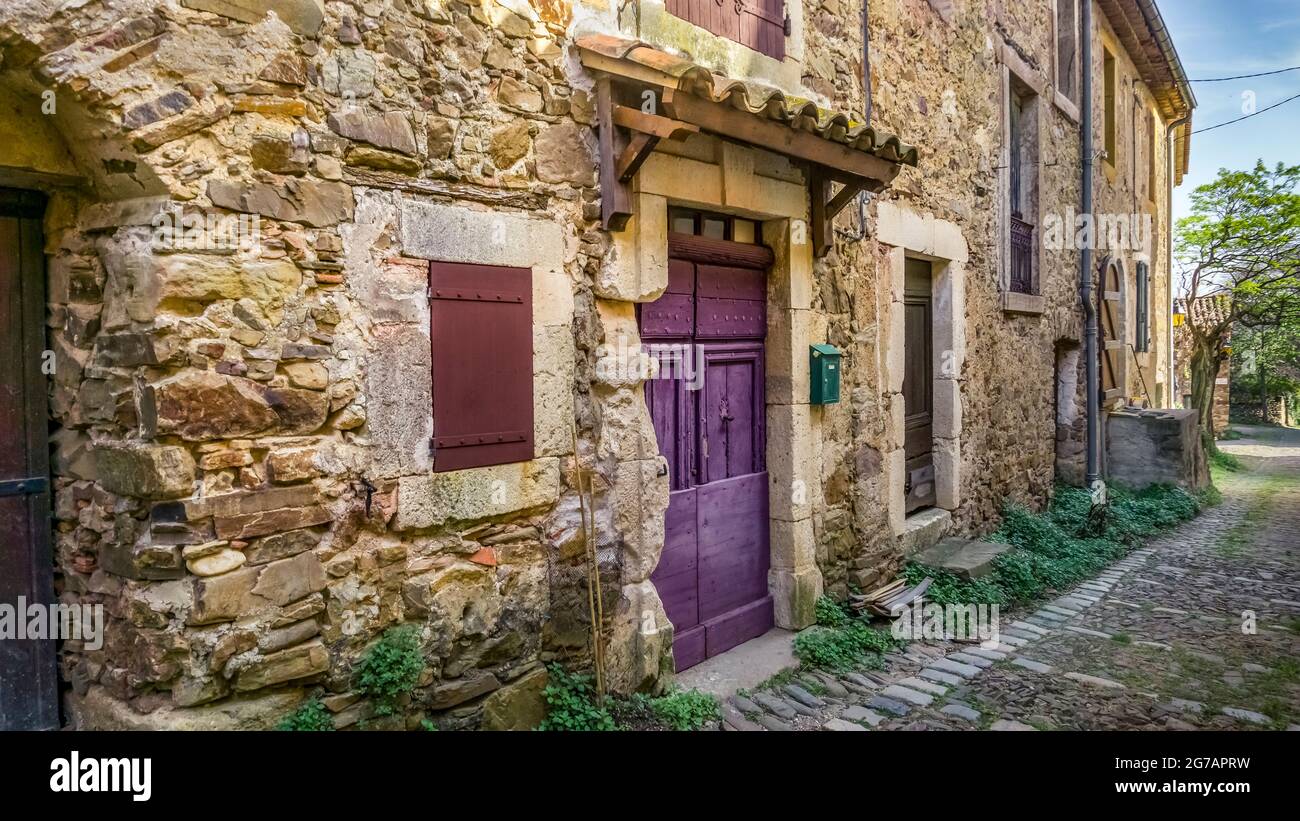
[
  {"x1": 666, "y1": 0, "x2": 787, "y2": 61},
  {"x1": 428, "y1": 261, "x2": 534, "y2": 472},
  {"x1": 1098, "y1": 258, "x2": 1125, "y2": 400},
  {"x1": 1134, "y1": 261, "x2": 1149, "y2": 353}
]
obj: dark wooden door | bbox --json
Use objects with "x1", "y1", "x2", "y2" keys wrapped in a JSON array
[
  {"x1": 903, "y1": 258, "x2": 936, "y2": 512},
  {"x1": 0, "y1": 187, "x2": 58, "y2": 730},
  {"x1": 642, "y1": 233, "x2": 773, "y2": 671}
]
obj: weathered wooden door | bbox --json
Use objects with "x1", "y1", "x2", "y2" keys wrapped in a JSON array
[
  {"x1": 0, "y1": 187, "x2": 58, "y2": 730},
  {"x1": 903, "y1": 258, "x2": 936, "y2": 512},
  {"x1": 1098, "y1": 257, "x2": 1125, "y2": 402},
  {"x1": 642, "y1": 232, "x2": 773, "y2": 671}
]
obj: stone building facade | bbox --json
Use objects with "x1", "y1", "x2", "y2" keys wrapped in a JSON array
[{"x1": 0, "y1": 0, "x2": 1190, "y2": 730}]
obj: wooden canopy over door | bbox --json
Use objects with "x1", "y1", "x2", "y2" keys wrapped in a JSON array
[
  {"x1": 1098, "y1": 257, "x2": 1125, "y2": 402},
  {"x1": 0, "y1": 187, "x2": 58, "y2": 730},
  {"x1": 575, "y1": 35, "x2": 918, "y2": 257},
  {"x1": 641, "y1": 232, "x2": 774, "y2": 671}
]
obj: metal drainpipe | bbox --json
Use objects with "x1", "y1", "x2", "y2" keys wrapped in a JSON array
[
  {"x1": 1080, "y1": 0, "x2": 1101, "y2": 489},
  {"x1": 1165, "y1": 115, "x2": 1190, "y2": 404},
  {"x1": 862, "y1": 0, "x2": 872, "y2": 122}
]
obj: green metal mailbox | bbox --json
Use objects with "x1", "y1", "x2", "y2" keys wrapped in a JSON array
[{"x1": 810, "y1": 343, "x2": 841, "y2": 404}]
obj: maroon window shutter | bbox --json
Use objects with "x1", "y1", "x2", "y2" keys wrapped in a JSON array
[
  {"x1": 740, "y1": 0, "x2": 786, "y2": 60},
  {"x1": 429, "y1": 261, "x2": 533, "y2": 472},
  {"x1": 667, "y1": 0, "x2": 785, "y2": 60}
]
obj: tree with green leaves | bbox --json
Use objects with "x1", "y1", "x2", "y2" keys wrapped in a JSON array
[
  {"x1": 1230, "y1": 319, "x2": 1300, "y2": 423},
  {"x1": 1174, "y1": 161, "x2": 1300, "y2": 442}
]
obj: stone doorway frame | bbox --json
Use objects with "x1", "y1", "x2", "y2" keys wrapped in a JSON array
[
  {"x1": 876, "y1": 202, "x2": 968, "y2": 537},
  {"x1": 0, "y1": 84, "x2": 91, "y2": 729},
  {"x1": 606, "y1": 139, "x2": 824, "y2": 631}
]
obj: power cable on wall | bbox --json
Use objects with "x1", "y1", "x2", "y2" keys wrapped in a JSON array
[
  {"x1": 1191, "y1": 65, "x2": 1300, "y2": 82},
  {"x1": 1192, "y1": 91, "x2": 1300, "y2": 134}
]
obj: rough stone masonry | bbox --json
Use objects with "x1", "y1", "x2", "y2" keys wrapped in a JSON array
[{"x1": 0, "y1": 0, "x2": 1184, "y2": 729}]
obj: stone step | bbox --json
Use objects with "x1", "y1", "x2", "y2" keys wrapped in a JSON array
[
  {"x1": 918, "y1": 667, "x2": 963, "y2": 686},
  {"x1": 755, "y1": 713, "x2": 793, "y2": 731},
  {"x1": 1011, "y1": 657, "x2": 1053, "y2": 674},
  {"x1": 1221, "y1": 707, "x2": 1269, "y2": 725},
  {"x1": 913, "y1": 536, "x2": 1012, "y2": 580},
  {"x1": 1056, "y1": 597, "x2": 1096, "y2": 610},
  {"x1": 881, "y1": 684, "x2": 934, "y2": 707},
  {"x1": 990, "y1": 719, "x2": 1037, "y2": 731},
  {"x1": 1010, "y1": 620, "x2": 1050, "y2": 635},
  {"x1": 1000, "y1": 628, "x2": 1042, "y2": 642},
  {"x1": 752, "y1": 692, "x2": 797, "y2": 719},
  {"x1": 841, "y1": 705, "x2": 885, "y2": 726},
  {"x1": 807, "y1": 672, "x2": 850, "y2": 698},
  {"x1": 900, "y1": 507, "x2": 954, "y2": 557},
  {"x1": 1061, "y1": 624, "x2": 1112, "y2": 639},
  {"x1": 784, "y1": 684, "x2": 826, "y2": 709},
  {"x1": 822, "y1": 717, "x2": 868, "y2": 731},
  {"x1": 949, "y1": 651, "x2": 994, "y2": 669},
  {"x1": 897, "y1": 676, "x2": 948, "y2": 697},
  {"x1": 964, "y1": 646, "x2": 1008, "y2": 662},
  {"x1": 1042, "y1": 604, "x2": 1080, "y2": 618},
  {"x1": 721, "y1": 703, "x2": 764, "y2": 731},
  {"x1": 941, "y1": 703, "x2": 981, "y2": 722},
  {"x1": 1063, "y1": 672, "x2": 1126, "y2": 689},
  {"x1": 868, "y1": 694, "x2": 911, "y2": 716},
  {"x1": 929, "y1": 658, "x2": 981, "y2": 678}
]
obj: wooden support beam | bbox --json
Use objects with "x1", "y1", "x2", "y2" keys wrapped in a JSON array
[
  {"x1": 826, "y1": 180, "x2": 865, "y2": 220},
  {"x1": 596, "y1": 77, "x2": 632, "y2": 231},
  {"x1": 809, "y1": 169, "x2": 867, "y2": 258},
  {"x1": 616, "y1": 132, "x2": 659, "y2": 182},
  {"x1": 612, "y1": 105, "x2": 699, "y2": 141},
  {"x1": 810, "y1": 165, "x2": 832, "y2": 258}
]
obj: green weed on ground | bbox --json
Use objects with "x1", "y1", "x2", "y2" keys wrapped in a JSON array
[
  {"x1": 1210, "y1": 449, "x2": 1244, "y2": 473},
  {"x1": 537, "y1": 664, "x2": 617, "y2": 731},
  {"x1": 1215, "y1": 472, "x2": 1291, "y2": 558},
  {"x1": 539, "y1": 664, "x2": 721, "y2": 731},
  {"x1": 791, "y1": 597, "x2": 902, "y2": 672},
  {"x1": 615, "y1": 689, "x2": 722, "y2": 730},
  {"x1": 905, "y1": 483, "x2": 1203, "y2": 608}
]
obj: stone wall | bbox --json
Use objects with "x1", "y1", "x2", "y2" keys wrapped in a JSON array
[
  {"x1": 1, "y1": 0, "x2": 653, "y2": 730},
  {"x1": 1106, "y1": 408, "x2": 1208, "y2": 490},
  {"x1": 1090, "y1": 7, "x2": 1175, "y2": 408},
  {"x1": 0, "y1": 0, "x2": 1180, "y2": 729}
]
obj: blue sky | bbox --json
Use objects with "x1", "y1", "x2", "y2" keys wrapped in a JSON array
[{"x1": 1163, "y1": 0, "x2": 1300, "y2": 222}]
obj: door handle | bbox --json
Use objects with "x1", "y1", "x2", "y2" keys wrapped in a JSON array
[{"x1": 904, "y1": 473, "x2": 913, "y2": 495}]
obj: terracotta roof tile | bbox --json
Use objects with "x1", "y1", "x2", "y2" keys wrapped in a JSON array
[{"x1": 576, "y1": 34, "x2": 918, "y2": 167}]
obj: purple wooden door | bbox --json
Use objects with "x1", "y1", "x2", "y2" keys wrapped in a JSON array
[
  {"x1": 0, "y1": 188, "x2": 58, "y2": 729},
  {"x1": 642, "y1": 234, "x2": 773, "y2": 670}
]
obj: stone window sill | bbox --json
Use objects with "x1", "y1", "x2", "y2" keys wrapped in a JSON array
[{"x1": 1001, "y1": 291, "x2": 1046, "y2": 315}]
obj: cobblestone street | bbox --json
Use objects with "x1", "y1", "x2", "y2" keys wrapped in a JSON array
[{"x1": 721, "y1": 426, "x2": 1300, "y2": 732}]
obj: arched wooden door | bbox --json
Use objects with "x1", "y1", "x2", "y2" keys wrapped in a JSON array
[
  {"x1": 1098, "y1": 256, "x2": 1125, "y2": 402},
  {"x1": 640, "y1": 229, "x2": 774, "y2": 671}
]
